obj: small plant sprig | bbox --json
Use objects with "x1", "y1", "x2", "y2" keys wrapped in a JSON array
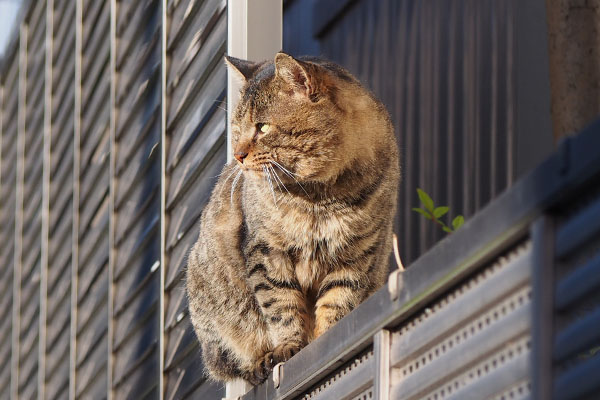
[{"x1": 412, "y1": 188, "x2": 464, "y2": 233}]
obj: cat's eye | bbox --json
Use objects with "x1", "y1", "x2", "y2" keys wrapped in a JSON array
[{"x1": 257, "y1": 123, "x2": 271, "y2": 133}]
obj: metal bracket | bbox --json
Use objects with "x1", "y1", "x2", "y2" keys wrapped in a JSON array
[
  {"x1": 387, "y1": 268, "x2": 404, "y2": 301},
  {"x1": 273, "y1": 362, "x2": 285, "y2": 389}
]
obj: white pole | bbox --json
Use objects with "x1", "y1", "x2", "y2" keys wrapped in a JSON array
[
  {"x1": 224, "y1": 1, "x2": 281, "y2": 397},
  {"x1": 226, "y1": 0, "x2": 282, "y2": 162}
]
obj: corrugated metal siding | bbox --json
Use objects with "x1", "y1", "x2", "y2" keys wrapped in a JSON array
[
  {"x1": 74, "y1": 0, "x2": 111, "y2": 398},
  {"x1": 163, "y1": 0, "x2": 226, "y2": 397},
  {"x1": 43, "y1": 0, "x2": 75, "y2": 398},
  {"x1": 316, "y1": 0, "x2": 517, "y2": 264},
  {"x1": 74, "y1": 0, "x2": 111, "y2": 397},
  {"x1": 0, "y1": 43, "x2": 18, "y2": 400},
  {"x1": 284, "y1": 0, "x2": 553, "y2": 264},
  {"x1": 17, "y1": 3, "x2": 47, "y2": 399},
  {"x1": 111, "y1": 0, "x2": 162, "y2": 398},
  {"x1": 0, "y1": 0, "x2": 226, "y2": 398}
]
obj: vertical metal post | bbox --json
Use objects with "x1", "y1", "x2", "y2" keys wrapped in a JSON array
[
  {"x1": 0, "y1": 57, "x2": 3, "y2": 400},
  {"x1": 39, "y1": 1, "x2": 54, "y2": 398},
  {"x1": 108, "y1": 0, "x2": 118, "y2": 398},
  {"x1": 0, "y1": 78, "x2": 2, "y2": 205},
  {"x1": 225, "y1": 1, "x2": 282, "y2": 395},
  {"x1": 12, "y1": 22, "x2": 28, "y2": 400},
  {"x1": 159, "y1": 0, "x2": 167, "y2": 398},
  {"x1": 531, "y1": 216, "x2": 555, "y2": 400},
  {"x1": 70, "y1": 0, "x2": 84, "y2": 398},
  {"x1": 374, "y1": 330, "x2": 390, "y2": 400},
  {"x1": 226, "y1": 0, "x2": 282, "y2": 162}
]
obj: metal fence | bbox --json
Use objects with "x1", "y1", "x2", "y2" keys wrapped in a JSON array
[
  {"x1": 238, "y1": 120, "x2": 600, "y2": 400},
  {"x1": 0, "y1": 0, "x2": 227, "y2": 398}
]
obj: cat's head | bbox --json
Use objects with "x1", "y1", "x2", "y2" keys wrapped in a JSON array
[{"x1": 226, "y1": 52, "x2": 389, "y2": 184}]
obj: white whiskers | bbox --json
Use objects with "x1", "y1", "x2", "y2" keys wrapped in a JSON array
[
  {"x1": 218, "y1": 164, "x2": 241, "y2": 198},
  {"x1": 269, "y1": 165, "x2": 290, "y2": 195},
  {"x1": 229, "y1": 169, "x2": 243, "y2": 205},
  {"x1": 269, "y1": 159, "x2": 309, "y2": 197},
  {"x1": 262, "y1": 165, "x2": 279, "y2": 207}
]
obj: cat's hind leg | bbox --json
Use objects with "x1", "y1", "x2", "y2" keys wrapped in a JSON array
[
  {"x1": 201, "y1": 340, "x2": 244, "y2": 382},
  {"x1": 202, "y1": 339, "x2": 282, "y2": 385}
]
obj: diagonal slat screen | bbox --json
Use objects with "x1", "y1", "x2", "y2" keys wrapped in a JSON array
[
  {"x1": 163, "y1": 0, "x2": 227, "y2": 397},
  {"x1": 0, "y1": 41, "x2": 19, "y2": 400},
  {"x1": 74, "y1": 0, "x2": 111, "y2": 398},
  {"x1": 0, "y1": 0, "x2": 227, "y2": 398},
  {"x1": 43, "y1": 0, "x2": 76, "y2": 398},
  {"x1": 16, "y1": 3, "x2": 47, "y2": 399}
]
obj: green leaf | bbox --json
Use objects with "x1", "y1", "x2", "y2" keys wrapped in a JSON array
[
  {"x1": 433, "y1": 206, "x2": 449, "y2": 219},
  {"x1": 452, "y1": 215, "x2": 465, "y2": 230},
  {"x1": 417, "y1": 188, "x2": 434, "y2": 212},
  {"x1": 442, "y1": 226, "x2": 453, "y2": 233},
  {"x1": 412, "y1": 207, "x2": 432, "y2": 220}
]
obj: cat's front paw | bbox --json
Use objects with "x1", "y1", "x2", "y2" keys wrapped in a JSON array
[
  {"x1": 245, "y1": 351, "x2": 276, "y2": 385},
  {"x1": 244, "y1": 342, "x2": 303, "y2": 386},
  {"x1": 272, "y1": 341, "x2": 303, "y2": 364}
]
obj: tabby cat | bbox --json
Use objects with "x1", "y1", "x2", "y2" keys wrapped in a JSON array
[{"x1": 186, "y1": 52, "x2": 400, "y2": 385}]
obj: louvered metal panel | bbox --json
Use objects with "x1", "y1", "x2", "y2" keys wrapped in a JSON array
[
  {"x1": 13, "y1": 3, "x2": 46, "y2": 399},
  {"x1": 549, "y1": 190, "x2": 600, "y2": 400},
  {"x1": 111, "y1": 0, "x2": 162, "y2": 398},
  {"x1": 42, "y1": 0, "x2": 75, "y2": 398},
  {"x1": 0, "y1": 42, "x2": 19, "y2": 400},
  {"x1": 302, "y1": 349, "x2": 375, "y2": 400},
  {"x1": 163, "y1": 0, "x2": 227, "y2": 398},
  {"x1": 74, "y1": 0, "x2": 111, "y2": 398},
  {"x1": 389, "y1": 243, "x2": 532, "y2": 399}
]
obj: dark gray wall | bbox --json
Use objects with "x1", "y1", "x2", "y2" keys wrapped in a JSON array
[{"x1": 284, "y1": 0, "x2": 554, "y2": 264}]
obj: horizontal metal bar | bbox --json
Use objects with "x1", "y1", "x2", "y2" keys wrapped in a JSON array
[
  {"x1": 444, "y1": 344, "x2": 530, "y2": 400},
  {"x1": 390, "y1": 245, "x2": 531, "y2": 366},
  {"x1": 391, "y1": 303, "x2": 531, "y2": 399},
  {"x1": 306, "y1": 352, "x2": 374, "y2": 400},
  {"x1": 554, "y1": 352, "x2": 600, "y2": 400},
  {"x1": 555, "y1": 249, "x2": 600, "y2": 311},
  {"x1": 554, "y1": 304, "x2": 600, "y2": 363},
  {"x1": 556, "y1": 194, "x2": 600, "y2": 259}
]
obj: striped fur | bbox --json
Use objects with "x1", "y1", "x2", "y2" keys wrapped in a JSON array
[{"x1": 186, "y1": 53, "x2": 400, "y2": 385}]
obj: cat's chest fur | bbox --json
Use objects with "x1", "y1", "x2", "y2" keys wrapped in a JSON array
[{"x1": 243, "y1": 187, "x2": 359, "y2": 288}]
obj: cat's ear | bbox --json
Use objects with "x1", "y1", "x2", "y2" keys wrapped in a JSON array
[
  {"x1": 274, "y1": 52, "x2": 315, "y2": 99},
  {"x1": 224, "y1": 55, "x2": 260, "y2": 83}
]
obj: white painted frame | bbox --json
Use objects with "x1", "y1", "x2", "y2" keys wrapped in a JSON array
[
  {"x1": 225, "y1": 0, "x2": 282, "y2": 397},
  {"x1": 226, "y1": 0, "x2": 282, "y2": 162}
]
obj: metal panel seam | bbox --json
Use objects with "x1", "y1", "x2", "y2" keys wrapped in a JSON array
[
  {"x1": 70, "y1": 0, "x2": 84, "y2": 398},
  {"x1": 159, "y1": 0, "x2": 167, "y2": 398},
  {"x1": 108, "y1": 0, "x2": 117, "y2": 398},
  {"x1": 12, "y1": 22, "x2": 28, "y2": 400},
  {"x1": 39, "y1": 1, "x2": 54, "y2": 398}
]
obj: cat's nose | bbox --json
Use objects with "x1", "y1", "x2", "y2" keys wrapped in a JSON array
[{"x1": 234, "y1": 151, "x2": 248, "y2": 164}]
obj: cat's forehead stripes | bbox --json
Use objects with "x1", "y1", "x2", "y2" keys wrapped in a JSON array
[{"x1": 236, "y1": 63, "x2": 278, "y2": 122}]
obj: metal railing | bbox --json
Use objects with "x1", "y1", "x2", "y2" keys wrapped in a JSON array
[
  {"x1": 236, "y1": 119, "x2": 600, "y2": 399},
  {"x1": 0, "y1": 0, "x2": 228, "y2": 398}
]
